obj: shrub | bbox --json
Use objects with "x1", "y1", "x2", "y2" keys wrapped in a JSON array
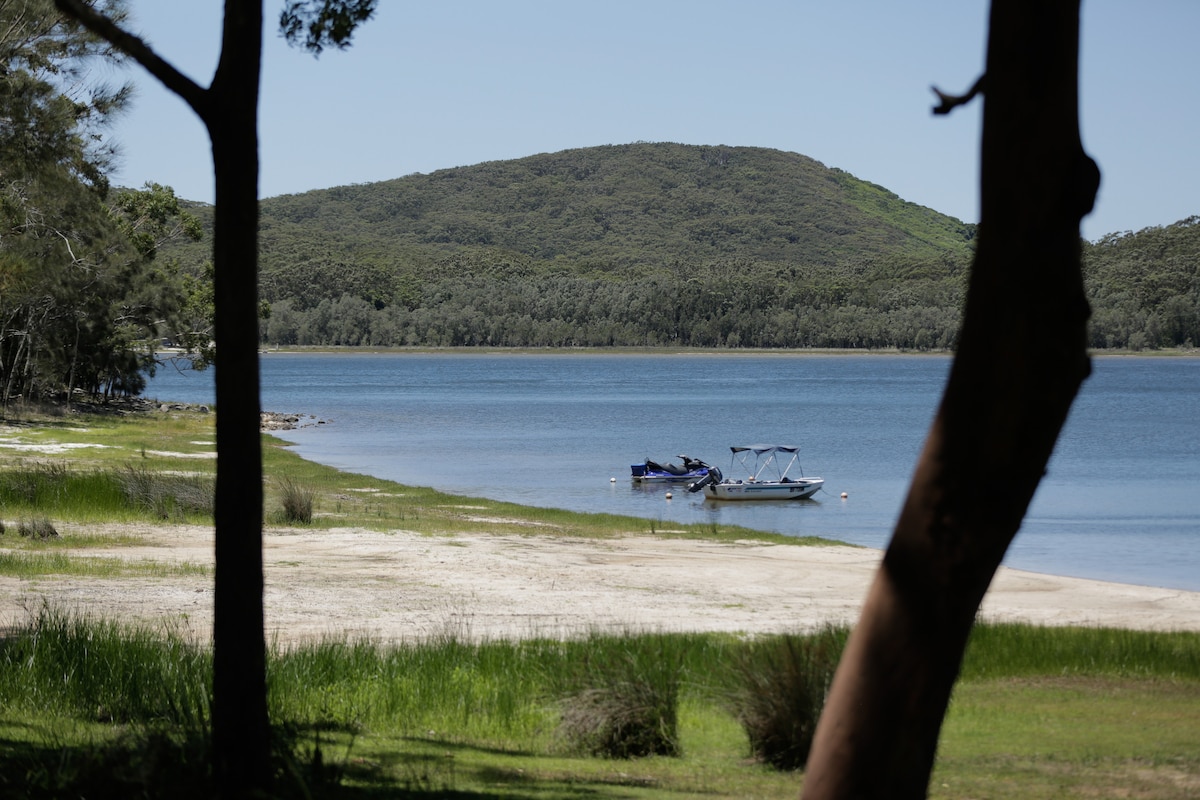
[
  {"x1": 18, "y1": 516, "x2": 59, "y2": 540},
  {"x1": 728, "y1": 626, "x2": 847, "y2": 770},
  {"x1": 276, "y1": 477, "x2": 315, "y2": 524},
  {"x1": 556, "y1": 636, "x2": 682, "y2": 758}
]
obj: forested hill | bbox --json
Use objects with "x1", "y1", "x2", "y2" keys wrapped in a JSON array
[
  {"x1": 166, "y1": 143, "x2": 1197, "y2": 351},
  {"x1": 251, "y1": 143, "x2": 976, "y2": 273}
]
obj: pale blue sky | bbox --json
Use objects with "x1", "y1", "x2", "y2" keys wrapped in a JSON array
[{"x1": 105, "y1": 2, "x2": 1199, "y2": 242}]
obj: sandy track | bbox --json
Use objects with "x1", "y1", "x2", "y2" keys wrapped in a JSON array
[{"x1": 4, "y1": 523, "x2": 1200, "y2": 646}]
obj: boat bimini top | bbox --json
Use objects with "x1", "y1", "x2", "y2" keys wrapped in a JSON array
[{"x1": 728, "y1": 445, "x2": 806, "y2": 482}]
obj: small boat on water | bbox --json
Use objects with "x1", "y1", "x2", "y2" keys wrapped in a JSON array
[
  {"x1": 688, "y1": 445, "x2": 824, "y2": 500},
  {"x1": 630, "y1": 454, "x2": 712, "y2": 483}
]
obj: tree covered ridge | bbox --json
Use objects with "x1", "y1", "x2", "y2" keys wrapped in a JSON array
[
  {"x1": 164, "y1": 141, "x2": 973, "y2": 274},
  {"x1": 176, "y1": 143, "x2": 1193, "y2": 352},
  {"x1": 251, "y1": 219, "x2": 1197, "y2": 351},
  {"x1": 1084, "y1": 216, "x2": 1200, "y2": 349},
  {"x1": 254, "y1": 143, "x2": 976, "y2": 268}
]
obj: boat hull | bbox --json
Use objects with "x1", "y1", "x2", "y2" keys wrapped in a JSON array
[
  {"x1": 634, "y1": 474, "x2": 705, "y2": 483},
  {"x1": 703, "y1": 478, "x2": 823, "y2": 500},
  {"x1": 631, "y1": 469, "x2": 709, "y2": 483}
]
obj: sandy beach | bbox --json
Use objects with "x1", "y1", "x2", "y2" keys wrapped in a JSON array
[{"x1": 5, "y1": 522, "x2": 1200, "y2": 645}]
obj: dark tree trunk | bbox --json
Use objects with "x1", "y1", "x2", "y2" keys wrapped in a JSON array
[
  {"x1": 206, "y1": 3, "x2": 269, "y2": 797},
  {"x1": 801, "y1": 1, "x2": 1098, "y2": 797},
  {"x1": 54, "y1": 0, "x2": 272, "y2": 793}
]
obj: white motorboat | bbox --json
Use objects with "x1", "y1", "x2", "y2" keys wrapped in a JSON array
[{"x1": 688, "y1": 445, "x2": 823, "y2": 501}]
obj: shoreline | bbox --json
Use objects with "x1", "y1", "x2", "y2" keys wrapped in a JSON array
[
  {"x1": 6, "y1": 523, "x2": 1199, "y2": 646},
  {"x1": 3, "y1": 405, "x2": 1197, "y2": 644},
  {"x1": 96, "y1": 389, "x2": 1193, "y2": 595},
  {"x1": 254, "y1": 345, "x2": 1200, "y2": 358}
]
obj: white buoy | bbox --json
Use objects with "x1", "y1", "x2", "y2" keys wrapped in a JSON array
[
  {"x1": 840, "y1": 492, "x2": 848, "y2": 499},
  {"x1": 665, "y1": 492, "x2": 673, "y2": 500},
  {"x1": 610, "y1": 477, "x2": 617, "y2": 482}
]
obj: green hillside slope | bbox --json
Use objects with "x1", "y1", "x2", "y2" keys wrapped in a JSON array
[
  {"x1": 254, "y1": 143, "x2": 975, "y2": 276},
  {"x1": 162, "y1": 143, "x2": 1197, "y2": 351}
]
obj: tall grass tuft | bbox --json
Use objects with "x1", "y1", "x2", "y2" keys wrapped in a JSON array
[
  {"x1": 275, "y1": 477, "x2": 316, "y2": 524},
  {"x1": 0, "y1": 462, "x2": 69, "y2": 505},
  {"x1": 555, "y1": 633, "x2": 684, "y2": 758},
  {"x1": 117, "y1": 465, "x2": 214, "y2": 520},
  {"x1": 727, "y1": 626, "x2": 847, "y2": 771}
]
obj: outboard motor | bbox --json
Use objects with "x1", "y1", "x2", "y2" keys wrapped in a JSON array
[{"x1": 687, "y1": 466, "x2": 722, "y2": 493}]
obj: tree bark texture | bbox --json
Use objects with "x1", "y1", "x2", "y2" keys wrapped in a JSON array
[{"x1": 801, "y1": 2, "x2": 1098, "y2": 797}]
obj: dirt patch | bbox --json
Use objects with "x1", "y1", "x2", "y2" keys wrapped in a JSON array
[{"x1": 3, "y1": 523, "x2": 1199, "y2": 647}]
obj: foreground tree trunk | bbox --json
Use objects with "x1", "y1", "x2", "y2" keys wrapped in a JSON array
[
  {"x1": 801, "y1": 2, "x2": 1099, "y2": 797},
  {"x1": 55, "y1": 1, "x2": 270, "y2": 796},
  {"x1": 206, "y1": 5, "x2": 270, "y2": 796}
]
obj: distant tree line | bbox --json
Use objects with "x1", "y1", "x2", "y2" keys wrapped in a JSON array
[
  {"x1": 1083, "y1": 216, "x2": 1200, "y2": 350},
  {"x1": 255, "y1": 217, "x2": 1200, "y2": 352},
  {"x1": 259, "y1": 251, "x2": 969, "y2": 350}
]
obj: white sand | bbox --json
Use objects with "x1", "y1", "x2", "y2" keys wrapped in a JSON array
[{"x1": 4, "y1": 523, "x2": 1199, "y2": 645}]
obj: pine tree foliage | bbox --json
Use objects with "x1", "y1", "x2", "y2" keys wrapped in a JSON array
[{"x1": 0, "y1": 1, "x2": 200, "y2": 406}]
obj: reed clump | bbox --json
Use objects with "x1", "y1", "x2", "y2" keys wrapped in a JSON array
[
  {"x1": 555, "y1": 634, "x2": 685, "y2": 758},
  {"x1": 0, "y1": 606, "x2": 339, "y2": 799},
  {"x1": 0, "y1": 462, "x2": 70, "y2": 505},
  {"x1": 275, "y1": 476, "x2": 316, "y2": 524},
  {"x1": 726, "y1": 626, "x2": 847, "y2": 770},
  {"x1": 117, "y1": 465, "x2": 214, "y2": 520}
]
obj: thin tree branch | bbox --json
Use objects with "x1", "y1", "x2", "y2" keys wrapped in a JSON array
[
  {"x1": 53, "y1": 0, "x2": 210, "y2": 117},
  {"x1": 931, "y1": 73, "x2": 986, "y2": 115}
]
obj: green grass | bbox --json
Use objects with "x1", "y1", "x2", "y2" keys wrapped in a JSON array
[
  {"x1": 961, "y1": 622, "x2": 1200, "y2": 680},
  {"x1": 0, "y1": 461, "x2": 214, "y2": 524},
  {"x1": 0, "y1": 612, "x2": 1197, "y2": 798},
  {"x1": 0, "y1": 606, "x2": 210, "y2": 726},
  {"x1": 0, "y1": 550, "x2": 207, "y2": 579},
  {"x1": 933, "y1": 678, "x2": 1200, "y2": 799}
]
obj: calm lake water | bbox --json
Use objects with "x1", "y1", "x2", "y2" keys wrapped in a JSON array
[{"x1": 145, "y1": 352, "x2": 1200, "y2": 592}]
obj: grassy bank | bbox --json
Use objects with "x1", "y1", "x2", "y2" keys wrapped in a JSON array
[
  {"x1": 0, "y1": 607, "x2": 1197, "y2": 799},
  {"x1": 1, "y1": 406, "x2": 1198, "y2": 797},
  {"x1": 0, "y1": 404, "x2": 828, "y2": 545}
]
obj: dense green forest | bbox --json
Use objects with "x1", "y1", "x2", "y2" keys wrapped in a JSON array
[
  {"x1": 170, "y1": 142, "x2": 1197, "y2": 352},
  {"x1": 274, "y1": 144, "x2": 975, "y2": 349},
  {"x1": 173, "y1": 143, "x2": 985, "y2": 349}
]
